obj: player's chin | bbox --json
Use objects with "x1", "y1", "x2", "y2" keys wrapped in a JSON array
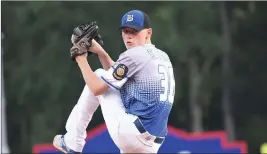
[
  {"x1": 125, "y1": 43, "x2": 136, "y2": 49},
  {"x1": 125, "y1": 45, "x2": 132, "y2": 50}
]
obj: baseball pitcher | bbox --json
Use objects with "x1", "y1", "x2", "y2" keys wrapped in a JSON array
[{"x1": 53, "y1": 9, "x2": 175, "y2": 153}]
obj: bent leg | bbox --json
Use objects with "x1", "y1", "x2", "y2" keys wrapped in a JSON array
[
  {"x1": 63, "y1": 68, "x2": 118, "y2": 152},
  {"x1": 93, "y1": 69, "x2": 126, "y2": 137},
  {"x1": 95, "y1": 69, "x2": 162, "y2": 153},
  {"x1": 61, "y1": 68, "x2": 162, "y2": 153}
]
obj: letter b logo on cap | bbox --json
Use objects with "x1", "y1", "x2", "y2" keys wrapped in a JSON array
[{"x1": 126, "y1": 15, "x2": 134, "y2": 22}]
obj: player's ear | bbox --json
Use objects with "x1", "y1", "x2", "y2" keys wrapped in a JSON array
[{"x1": 146, "y1": 28, "x2": 152, "y2": 39}]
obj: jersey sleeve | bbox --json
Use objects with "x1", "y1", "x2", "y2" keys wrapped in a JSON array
[{"x1": 101, "y1": 49, "x2": 148, "y2": 90}]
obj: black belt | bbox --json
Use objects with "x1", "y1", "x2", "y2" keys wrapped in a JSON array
[{"x1": 133, "y1": 118, "x2": 165, "y2": 144}]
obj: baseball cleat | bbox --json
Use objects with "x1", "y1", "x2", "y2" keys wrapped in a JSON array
[{"x1": 53, "y1": 135, "x2": 80, "y2": 154}]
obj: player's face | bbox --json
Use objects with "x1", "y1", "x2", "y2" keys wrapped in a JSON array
[{"x1": 122, "y1": 27, "x2": 152, "y2": 49}]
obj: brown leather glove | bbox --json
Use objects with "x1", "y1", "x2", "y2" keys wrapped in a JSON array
[{"x1": 70, "y1": 21, "x2": 103, "y2": 61}]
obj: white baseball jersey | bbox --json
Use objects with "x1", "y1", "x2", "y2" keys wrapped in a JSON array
[{"x1": 101, "y1": 44, "x2": 175, "y2": 137}]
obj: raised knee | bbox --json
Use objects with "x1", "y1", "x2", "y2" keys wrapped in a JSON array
[{"x1": 94, "y1": 68, "x2": 106, "y2": 77}]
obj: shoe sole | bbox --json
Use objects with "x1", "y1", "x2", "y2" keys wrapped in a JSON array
[{"x1": 53, "y1": 136, "x2": 68, "y2": 154}]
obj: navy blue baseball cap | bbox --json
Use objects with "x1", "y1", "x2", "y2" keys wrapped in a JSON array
[{"x1": 120, "y1": 10, "x2": 151, "y2": 31}]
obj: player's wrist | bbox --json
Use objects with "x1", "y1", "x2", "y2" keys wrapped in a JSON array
[
  {"x1": 88, "y1": 41, "x2": 105, "y2": 55},
  {"x1": 75, "y1": 55, "x2": 87, "y2": 63}
]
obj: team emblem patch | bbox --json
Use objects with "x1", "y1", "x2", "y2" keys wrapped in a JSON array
[
  {"x1": 126, "y1": 14, "x2": 134, "y2": 22},
  {"x1": 113, "y1": 64, "x2": 128, "y2": 80}
]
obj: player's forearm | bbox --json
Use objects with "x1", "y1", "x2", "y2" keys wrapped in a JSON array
[
  {"x1": 76, "y1": 57, "x2": 108, "y2": 96},
  {"x1": 97, "y1": 52, "x2": 115, "y2": 70}
]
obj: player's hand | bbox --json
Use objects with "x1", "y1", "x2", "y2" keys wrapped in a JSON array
[{"x1": 88, "y1": 39, "x2": 106, "y2": 56}]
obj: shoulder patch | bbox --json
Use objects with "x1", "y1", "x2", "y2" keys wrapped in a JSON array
[{"x1": 113, "y1": 64, "x2": 128, "y2": 80}]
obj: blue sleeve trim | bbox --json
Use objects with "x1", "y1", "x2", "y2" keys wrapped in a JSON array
[{"x1": 101, "y1": 76, "x2": 120, "y2": 90}]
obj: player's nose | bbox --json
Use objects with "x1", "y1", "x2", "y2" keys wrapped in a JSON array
[{"x1": 126, "y1": 34, "x2": 133, "y2": 39}]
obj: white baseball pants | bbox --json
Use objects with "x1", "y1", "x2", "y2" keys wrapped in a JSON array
[{"x1": 64, "y1": 69, "x2": 162, "y2": 153}]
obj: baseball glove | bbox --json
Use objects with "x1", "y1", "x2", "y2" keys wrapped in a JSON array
[{"x1": 70, "y1": 21, "x2": 104, "y2": 61}]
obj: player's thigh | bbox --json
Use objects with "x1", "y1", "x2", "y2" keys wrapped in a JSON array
[
  {"x1": 97, "y1": 90, "x2": 124, "y2": 136},
  {"x1": 94, "y1": 68, "x2": 127, "y2": 134},
  {"x1": 94, "y1": 68, "x2": 126, "y2": 115},
  {"x1": 94, "y1": 68, "x2": 125, "y2": 111}
]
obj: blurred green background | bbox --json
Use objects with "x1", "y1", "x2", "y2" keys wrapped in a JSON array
[{"x1": 1, "y1": 1, "x2": 267, "y2": 153}]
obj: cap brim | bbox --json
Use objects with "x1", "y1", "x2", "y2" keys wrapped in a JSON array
[{"x1": 119, "y1": 25, "x2": 144, "y2": 31}]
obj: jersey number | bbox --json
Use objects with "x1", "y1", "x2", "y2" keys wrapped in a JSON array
[{"x1": 158, "y1": 65, "x2": 175, "y2": 103}]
